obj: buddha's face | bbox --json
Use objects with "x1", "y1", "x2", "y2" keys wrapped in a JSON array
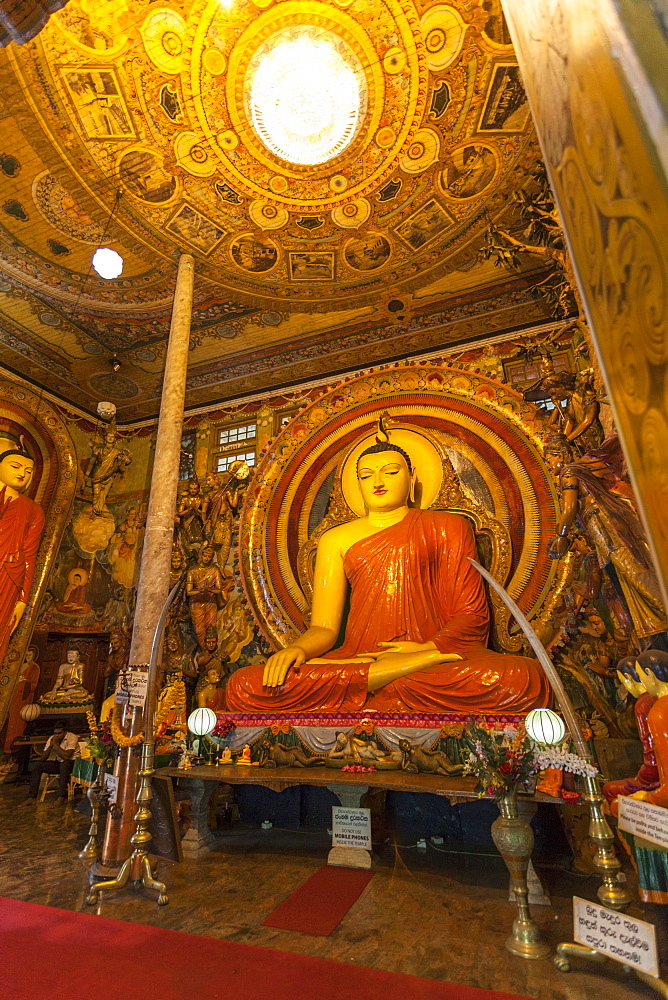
[
  {"x1": 0, "y1": 454, "x2": 34, "y2": 492},
  {"x1": 66, "y1": 650, "x2": 79, "y2": 664},
  {"x1": 357, "y1": 451, "x2": 411, "y2": 512}
]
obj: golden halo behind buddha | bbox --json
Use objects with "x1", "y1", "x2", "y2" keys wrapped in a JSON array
[{"x1": 341, "y1": 427, "x2": 443, "y2": 516}]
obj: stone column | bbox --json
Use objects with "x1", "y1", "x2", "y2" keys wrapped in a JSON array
[
  {"x1": 501, "y1": 0, "x2": 668, "y2": 606},
  {"x1": 100, "y1": 254, "x2": 195, "y2": 869}
]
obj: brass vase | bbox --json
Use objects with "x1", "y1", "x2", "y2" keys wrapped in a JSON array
[{"x1": 491, "y1": 788, "x2": 551, "y2": 960}]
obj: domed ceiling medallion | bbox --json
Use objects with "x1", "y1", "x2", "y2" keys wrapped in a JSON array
[
  {"x1": 245, "y1": 26, "x2": 366, "y2": 167},
  {"x1": 7, "y1": 0, "x2": 538, "y2": 313}
]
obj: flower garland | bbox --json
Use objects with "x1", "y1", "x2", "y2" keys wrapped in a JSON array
[{"x1": 110, "y1": 705, "x2": 144, "y2": 747}]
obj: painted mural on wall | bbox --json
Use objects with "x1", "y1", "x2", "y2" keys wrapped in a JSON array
[{"x1": 34, "y1": 415, "x2": 151, "y2": 635}]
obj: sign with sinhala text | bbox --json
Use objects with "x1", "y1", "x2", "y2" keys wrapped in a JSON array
[
  {"x1": 331, "y1": 806, "x2": 372, "y2": 850},
  {"x1": 618, "y1": 796, "x2": 668, "y2": 850},
  {"x1": 114, "y1": 669, "x2": 148, "y2": 708},
  {"x1": 573, "y1": 897, "x2": 659, "y2": 977}
]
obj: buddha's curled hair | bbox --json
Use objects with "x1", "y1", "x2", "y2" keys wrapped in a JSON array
[{"x1": 356, "y1": 414, "x2": 412, "y2": 474}]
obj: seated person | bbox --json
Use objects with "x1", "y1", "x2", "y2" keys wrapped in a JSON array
[
  {"x1": 21, "y1": 722, "x2": 78, "y2": 807},
  {"x1": 226, "y1": 425, "x2": 550, "y2": 714}
]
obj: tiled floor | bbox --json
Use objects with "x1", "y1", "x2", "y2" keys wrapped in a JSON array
[{"x1": 0, "y1": 783, "x2": 663, "y2": 999}]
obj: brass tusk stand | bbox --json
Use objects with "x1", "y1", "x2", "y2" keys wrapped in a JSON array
[{"x1": 85, "y1": 583, "x2": 180, "y2": 907}]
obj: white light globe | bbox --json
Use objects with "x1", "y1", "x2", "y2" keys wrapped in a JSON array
[
  {"x1": 93, "y1": 247, "x2": 123, "y2": 280},
  {"x1": 187, "y1": 707, "x2": 217, "y2": 737},
  {"x1": 525, "y1": 708, "x2": 566, "y2": 746}
]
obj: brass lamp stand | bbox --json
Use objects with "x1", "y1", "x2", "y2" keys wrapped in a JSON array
[
  {"x1": 86, "y1": 583, "x2": 179, "y2": 907},
  {"x1": 470, "y1": 561, "x2": 632, "y2": 961}
]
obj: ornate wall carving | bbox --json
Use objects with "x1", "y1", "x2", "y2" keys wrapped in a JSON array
[{"x1": 502, "y1": 0, "x2": 668, "y2": 605}]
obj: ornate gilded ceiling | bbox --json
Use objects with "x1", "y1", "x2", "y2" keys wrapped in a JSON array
[{"x1": 0, "y1": 0, "x2": 553, "y2": 419}]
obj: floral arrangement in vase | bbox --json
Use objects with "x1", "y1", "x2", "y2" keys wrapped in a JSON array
[
  {"x1": 462, "y1": 719, "x2": 597, "y2": 801},
  {"x1": 84, "y1": 711, "x2": 116, "y2": 763}
]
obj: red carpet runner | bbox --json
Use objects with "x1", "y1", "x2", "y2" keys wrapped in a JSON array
[
  {"x1": 262, "y1": 865, "x2": 374, "y2": 935},
  {"x1": 0, "y1": 895, "x2": 532, "y2": 1000}
]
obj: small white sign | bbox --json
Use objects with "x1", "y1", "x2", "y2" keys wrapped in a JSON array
[
  {"x1": 115, "y1": 669, "x2": 149, "y2": 707},
  {"x1": 573, "y1": 897, "x2": 659, "y2": 977},
  {"x1": 103, "y1": 773, "x2": 118, "y2": 804},
  {"x1": 127, "y1": 670, "x2": 148, "y2": 707},
  {"x1": 618, "y1": 796, "x2": 668, "y2": 850},
  {"x1": 331, "y1": 806, "x2": 372, "y2": 850}
]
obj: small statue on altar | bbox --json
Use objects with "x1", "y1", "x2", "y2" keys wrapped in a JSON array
[
  {"x1": 86, "y1": 418, "x2": 132, "y2": 515},
  {"x1": 398, "y1": 738, "x2": 464, "y2": 775},
  {"x1": 328, "y1": 731, "x2": 355, "y2": 759},
  {"x1": 226, "y1": 417, "x2": 549, "y2": 714},
  {"x1": 219, "y1": 745, "x2": 232, "y2": 764},
  {"x1": 237, "y1": 743, "x2": 252, "y2": 765},
  {"x1": 603, "y1": 655, "x2": 659, "y2": 808},
  {"x1": 40, "y1": 649, "x2": 94, "y2": 708}
]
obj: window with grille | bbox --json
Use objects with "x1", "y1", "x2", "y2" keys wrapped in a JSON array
[
  {"x1": 216, "y1": 450, "x2": 256, "y2": 473},
  {"x1": 213, "y1": 421, "x2": 257, "y2": 474},
  {"x1": 503, "y1": 350, "x2": 573, "y2": 390},
  {"x1": 217, "y1": 423, "x2": 256, "y2": 447},
  {"x1": 274, "y1": 408, "x2": 299, "y2": 434}
]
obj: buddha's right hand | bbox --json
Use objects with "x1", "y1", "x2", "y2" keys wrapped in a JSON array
[{"x1": 263, "y1": 646, "x2": 306, "y2": 688}]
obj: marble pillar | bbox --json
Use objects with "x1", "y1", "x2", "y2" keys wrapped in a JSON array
[{"x1": 100, "y1": 253, "x2": 195, "y2": 869}]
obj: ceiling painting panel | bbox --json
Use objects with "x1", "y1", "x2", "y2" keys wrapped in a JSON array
[{"x1": 0, "y1": 0, "x2": 554, "y2": 418}]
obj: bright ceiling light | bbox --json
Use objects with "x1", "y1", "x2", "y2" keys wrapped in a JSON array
[
  {"x1": 92, "y1": 247, "x2": 123, "y2": 280},
  {"x1": 246, "y1": 27, "x2": 365, "y2": 166}
]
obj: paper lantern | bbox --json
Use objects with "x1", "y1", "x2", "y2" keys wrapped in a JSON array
[
  {"x1": 19, "y1": 702, "x2": 41, "y2": 723},
  {"x1": 187, "y1": 707, "x2": 217, "y2": 737},
  {"x1": 525, "y1": 708, "x2": 566, "y2": 746}
]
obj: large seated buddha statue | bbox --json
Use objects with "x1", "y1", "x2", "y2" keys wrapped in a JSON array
[{"x1": 226, "y1": 421, "x2": 550, "y2": 715}]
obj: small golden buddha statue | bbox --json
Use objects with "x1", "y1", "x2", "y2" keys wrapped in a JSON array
[
  {"x1": 40, "y1": 649, "x2": 94, "y2": 707},
  {"x1": 226, "y1": 419, "x2": 549, "y2": 715}
]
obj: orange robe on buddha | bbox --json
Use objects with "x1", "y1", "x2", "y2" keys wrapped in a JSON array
[{"x1": 226, "y1": 509, "x2": 550, "y2": 714}]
